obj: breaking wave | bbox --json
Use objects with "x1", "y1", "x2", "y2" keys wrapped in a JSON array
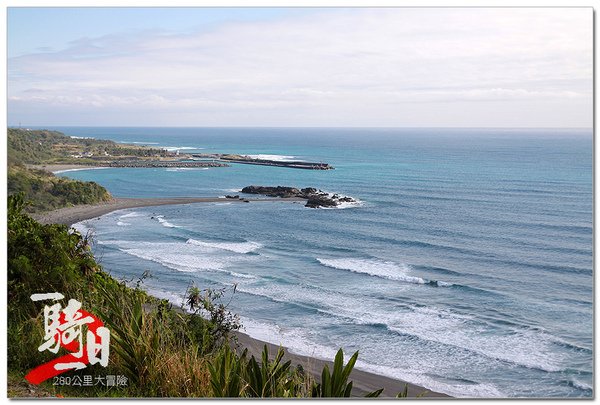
[
  {"x1": 165, "y1": 167, "x2": 210, "y2": 172},
  {"x1": 154, "y1": 215, "x2": 180, "y2": 228},
  {"x1": 245, "y1": 154, "x2": 296, "y2": 161},
  {"x1": 113, "y1": 240, "x2": 257, "y2": 279},
  {"x1": 316, "y1": 258, "x2": 452, "y2": 286},
  {"x1": 186, "y1": 238, "x2": 263, "y2": 254}
]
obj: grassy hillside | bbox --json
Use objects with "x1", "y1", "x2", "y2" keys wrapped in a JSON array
[
  {"x1": 8, "y1": 193, "x2": 223, "y2": 397},
  {"x1": 6, "y1": 128, "x2": 130, "y2": 212},
  {"x1": 8, "y1": 164, "x2": 111, "y2": 213},
  {"x1": 7, "y1": 128, "x2": 168, "y2": 165}
]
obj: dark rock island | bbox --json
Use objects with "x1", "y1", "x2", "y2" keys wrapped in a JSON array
[{"x1": 241, "y1": 185, "x2": 357, "y2": 209}]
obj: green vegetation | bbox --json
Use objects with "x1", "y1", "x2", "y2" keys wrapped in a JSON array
[
  {"x1": 6, "y1": 128, "x2": 124, "y2": 212},
  {"x1": 7, "y1": 194, "x2": 387, "y2": 398},
  {"x1": 8, "y1": 165, "x2": 111, "y2": 213},
  {"x1": 8, "y1": 128, "x2": 167, "y2": 165},
  {"x1": 9, "y1": 193, "x2": 222, "y2": 397},
  {"x1": 312, "y1": 349, "x2": 380, "y2": 397},
  {"x1": 208, "y1": 345, "x2": 308, "y2": 397}
]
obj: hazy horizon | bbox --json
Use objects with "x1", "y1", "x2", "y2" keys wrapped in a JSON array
[{"x1": 12, "y1": 125, "x2": 593, "y2": 130}]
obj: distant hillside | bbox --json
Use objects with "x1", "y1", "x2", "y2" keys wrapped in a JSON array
[
  {"x1": 8, "y1": 164, "x2": 111, "y2": 213},
  {"x1": 5, "y1": 127, "x2": 179, "y2": 212},
  {"x1": 7, "y1": 128, "x2": 167, "y2": 165},
  {"x1": 7, "y1": 129, "x2": 66, "y2": 165}
]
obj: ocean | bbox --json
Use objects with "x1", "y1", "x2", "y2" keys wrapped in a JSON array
[{"x1": 48, "y1": 127, "x2": 592, "y2": 398}]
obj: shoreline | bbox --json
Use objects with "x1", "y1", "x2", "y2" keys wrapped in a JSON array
[
  {"x1": 31, "y1": 196, "x2": 305, "y2": 226},
  {"x1": 33, "y1": 197, "x2": 449, "y2": 398},
  {"x1": 29, "y1": 163, "x2": 109, "y2": 173},
  {"x1": 233, "y1": 330, "x2": 448, "y2": 398}
]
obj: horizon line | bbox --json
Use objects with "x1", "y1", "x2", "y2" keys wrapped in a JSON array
[{"x1": 8, "y1": 125, "x2": 594, "y2": 130}]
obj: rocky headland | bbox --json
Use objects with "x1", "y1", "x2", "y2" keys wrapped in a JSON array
[{"x1": 241, "y1": 185, "x2": 357, "y2": 208}]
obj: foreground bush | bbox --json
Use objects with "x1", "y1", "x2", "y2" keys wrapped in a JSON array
[{"x1": 8, "y1": 194, "x2": 216, "y2": 396}]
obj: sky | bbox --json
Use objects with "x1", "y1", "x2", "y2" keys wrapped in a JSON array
[{"x1": 7, "y1": 7, "x2": 593, "y2": 127}]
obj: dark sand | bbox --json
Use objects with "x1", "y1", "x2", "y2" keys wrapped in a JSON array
[
  {"x1": 29, "y1": 163, "x2": 101, "y2": 173},
  {"x1": 33, "y1": 196, "x2": 449, "y2": 398},
  {"x1": 32, "y1": 196, "x2": 305, "y2": 226}
]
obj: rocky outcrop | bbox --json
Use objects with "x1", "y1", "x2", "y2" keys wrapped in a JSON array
[
  {"x1": 241, "y1": 186, "x2": 301, "y2": 198},
  {"x1": 241, "y1": 185, "x2": 357, "y2": 208}
]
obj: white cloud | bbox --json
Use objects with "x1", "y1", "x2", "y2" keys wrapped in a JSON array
[{"x1": 8, "y1": 8, "x2": 593, "y2": 127}]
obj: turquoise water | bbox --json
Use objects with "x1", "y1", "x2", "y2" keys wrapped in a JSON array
[{"x1": 50, "y1": 127, "x2": 592, "y2": 398}]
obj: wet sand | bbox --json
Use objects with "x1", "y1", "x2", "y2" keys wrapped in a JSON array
[
  {"x1": 28, "y1": 164, "x2": 101, "y2": 173},
  {"x1": 32, "y1": 196, "x2": 305, "y2": 226},
  {"x1": 32, "y1": 197, "x2": 450, "y2": 398}
]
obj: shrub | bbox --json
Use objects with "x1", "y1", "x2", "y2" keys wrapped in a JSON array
[{"x1": 311, "y1": 349, "x2": 383, "y2": 398}]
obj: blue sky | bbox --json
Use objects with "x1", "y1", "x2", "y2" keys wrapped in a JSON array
[
  {"x1": 8, "y1": 8, "x2": 311, "y2": 57},
  {"x1": 7, "y1": 7, "x2": 593, "y2": 127}
]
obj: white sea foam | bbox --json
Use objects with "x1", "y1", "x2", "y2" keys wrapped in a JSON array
[
  {"x1": 311, "y1": 192, "x2": 363, "y2": 210},
  {"x1": 116, "y1": 221, "x2": 131, "y2": 226},
  {"x1": 321, "y1": 198, "x2": 364, "y2": 210},
  {"x1": 118, "y1": 211, "x2": 142, "y2": 219},
  {"x1": 316, "y1": 258, "x2": 433, "y2": 285},
  {"x1": 53, "y1": 167, "x2": 110, "y2": 174},
  {"x1": 238, "y1": 316, "x2": 504, "y2": 398},
  {"x1": 70, "y1": 136, "x2": 94, "y2": 139},
  {"x1": 570, "y1": 378, "x2": 593, "y2": 391},
  {"x1": 386, "y1": 306, "x2": 566, "y2": 373},
  {"x1": 186, "y1": 238, "x2": 262, "y2": 254},
  {"x1": 240, "y1": 317, "x2": 339, "y2": 360},
  {"x1": 108, "y1": 240, "x2": 258, "y2": 279},
  {"x1": 161, "y1": 146, "x2": 203, "y2": 152},
  {"x1": 229, "y1": 271, "x2": 257, "y2": 279},
  {"x1": 236, "y1": 283, "x2": 405, "y2": 328},
  {"x1": 122, "y1": 248, "x2": 227, "y2": 272},
  {"x1": 118, "y1": 141, "x2": 160, "y2": 145},
  {"x1": 245, "y1": 154, "x2": 296, "y2": 162},
  {"x1": 154, "y1": 215, "x2": 180, "y2": 228},
  {"x1": 237, "y1": 280, "x2": 564, "y2": 376},
  {"x1": 71, "y1": 221, "x2": 91, "y2": 235},
  {"x1": 166, "y1": 167, "x2": 209, "y2": 172},
  {"x1": 143, "y1": 288, "x2": 185, "y2": 307},
  {"x1": 121, "y1": 248, "x2": 257, "y2": 279},
  {"x1": 355, "y1": 362, "x2": 504, "y2": 398}
]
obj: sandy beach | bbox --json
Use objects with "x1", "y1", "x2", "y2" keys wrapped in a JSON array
[
  {"x1": 33, "y1": 197, "x2": 449, "y2": 398},
  {"x1": 32, "y1": 196, "x2": 306, "y2": 226},
  {"x1": 28, "y1": 163, "x2": 101, "y2": 173}
]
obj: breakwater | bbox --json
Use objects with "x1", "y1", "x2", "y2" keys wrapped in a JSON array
[
  {"x1": 194, "y1": 154, "x2": 334, "y2": 170},
  {"x1": 83, "y1": 160, "x2": 229, "y2": 168},
  {"x1": 106, "y1": 160, "x2": 229, "y2": 168}
]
